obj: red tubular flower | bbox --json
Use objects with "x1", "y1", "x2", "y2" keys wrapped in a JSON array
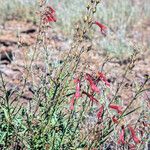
[
  {"x1": 97, "y1": 72, "x2": 110, "y2": 87},
  {"x1": 97, "y1": 105, "x2": 104, "y2": 120},
  {"x1": 48, "y1": 6, "x2": 55, "y2": 14},
  {"x1": 118, "y1": 126, "x2": 125, "y2": 145},
  {"x1": 45, "y1": 14, "x2": 56, "y2": 22},
  {"x1": 82, "y1": 91, "x2": 99, "y2": 103},
  {"x1": 85, "y1": 73, "x2": 100, "y2": 93},
  {"x1": 69, "y1": 78, "x2": 81, "y2": 110},
  {"x1": 70, "y1": 96, "x2": 75, "y2": 110},
  {"x1": 109, "y1": 104, "x2": 123, "y2": 114},
  {"x1": 43, "y1": 6, "x2": 56, "y2": 23},
  {"x1": 112, "y1": 116, "x2": 119, "y2": 124},
  {"x1": 128, "y1": 126, "x2": 140, "y2": 144},
  {"x1": 74, "y1": 78, "x2": 81, "y2": 99},
  {"x1": 93, "y1": 21, "x2": 107, "y2": 36}
]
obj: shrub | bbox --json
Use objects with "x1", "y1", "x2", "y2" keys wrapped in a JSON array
[{"x1": 0, "y1": 0, "x2": 149, "y2": 149}]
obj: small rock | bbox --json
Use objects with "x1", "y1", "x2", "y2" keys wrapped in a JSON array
[
  {"x1": 0, "y1": 48, "x2": 13, "y2": 63},
  {"x1": 21, "y1": 91, "x2": 33, "y2": 101},
  {"x1": 21, "y1": 28, "x2": 36, "y2": 34}
]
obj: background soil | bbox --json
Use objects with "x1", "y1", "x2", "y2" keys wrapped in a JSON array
[{"x1": 0, "y1": 20, "x2": 149, "y2": 103}]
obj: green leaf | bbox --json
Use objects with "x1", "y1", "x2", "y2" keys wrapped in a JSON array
[
  {"x1": 2, "y1": 107, "x2": 9, "y2": 122},
  {"x1": 0, "y1": 132, "x2": 7, "y2": 144},
  {"x1": 122, "y1": 106, "x2": 141, "y2": 117}
]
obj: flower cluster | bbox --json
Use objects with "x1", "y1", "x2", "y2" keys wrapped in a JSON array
[
  {"x1": 68, "y1": 71, "x2": 142, "y2": 147},
  {"x1": 42, "y1": 6, "x2": 56, "y2": 23},
  {"x1": 85, "y1": 73, "x2": 100, "y2": 93},
  {"x1": 69, "y1": 72, "x2": 126, "y2": 123},
  {"x1": 118, "y1": 125, "x2": 140, "y2": 146},
  {"x1": 69, "y1": 71, "x2": 111, "y2": 120}
]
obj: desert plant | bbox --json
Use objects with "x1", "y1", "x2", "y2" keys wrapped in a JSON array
[{"x1": 0, "y1": 0, "x2": 149, "y2": 149}]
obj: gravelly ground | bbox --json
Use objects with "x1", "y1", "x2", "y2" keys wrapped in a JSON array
[{"x1": 0, "y1": 20, "x2": 149, "y2": 104}]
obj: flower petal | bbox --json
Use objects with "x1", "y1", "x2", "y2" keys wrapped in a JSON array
[
  {"x1": 70, "y1": 96, "x2": 75, "y2": 110},
  {"x1": 118, "y1": 126, "x2": 125, "y2": 144},
  {"x1": 74, "y1": 78, "x2": 81, "y2": 99},
  {"x1": 85, "y1": 73, "x2": 100, "y2": 93},
  {"x1": 97, "y1": 105, "x2": 104, "y2": 120},
  {"x1": 128, "y1": 126, "x2": 140, "y2": 144},
  {"x1": 94, "y1": 21, "x2": 107, "y2": 36},
  {"x1": 97, "y1": 72, "x2": 110, "y2": 87},
  {"x1": 112, "y1": 116, "x2": 119, "y2": 124},
  {"x1": 82, "y1": 91, "x2": 99, "y2": 103},
  {"x1": 43, "y1": 6, "x2": 57, "y2": 23},
  {"x1": 109, "y1": 104, "x2": 123, "y2": 114}
]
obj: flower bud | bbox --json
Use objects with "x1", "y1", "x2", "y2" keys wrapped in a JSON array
[
  {"x1": 76, "y1": 25, "x2": 79, "y2": 30},
  {"x1": 86, "y1": 4, "x2": 90, "y2": 10},
  {"x1": 84, "y1": 16, "x2": 88, "y2": 22},
  {"x1": 83, "y1": 29, "x2": 86, "y2": 34},
  {"x1": 88, "y1": 17, "x2": 92, "y2": 24},
  {"x1": 93, "y1": 8, "x2": 96, "y2": 13}
]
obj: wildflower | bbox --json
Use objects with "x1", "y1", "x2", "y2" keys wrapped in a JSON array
[
  {"x1": 70, "y1": 96, "x2": 75, "y2": 110},
  {"x1": 48, "y1": 6, "x2": 55, "y2": 14},
  {"x1": 45, "y1": 14, "x2": 56, "y2": 22},
  {"x1": 85, "y1": 73, "x2": 100, "y2": 93},
  {"x1": 128, "y1": 126, "x2": 140, "y2": 144},
  {"x1": 112, "y1": 116, "x2": 119, "y2": 124},
  {"x1": 69, "y1": 78, "x2": 81, "y2": 110},
  {"x1": 82, "y1": 91, "x2": 99, "y2": 103},
  {"x1": 109, "y1": 104, "x2": 123, "y2": 114},
  {"x1": 97, "y1": 105, "x2": 104, "y2": 120},
  {"x1": 97, "y1": 71, "x2": 110, "y2": 87},
  {"x1": 118, "y1": 126, "x2": 125, "y2": 144},
  {"x1": 43, "y1": 6, "x2": 56, "y2": 23},
  {"x1": 74, "y1": 78, "x2": 81, "y2": 99},
  {"x1": 93, "y1": 21, "x2": 107, "y2": 36}
]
